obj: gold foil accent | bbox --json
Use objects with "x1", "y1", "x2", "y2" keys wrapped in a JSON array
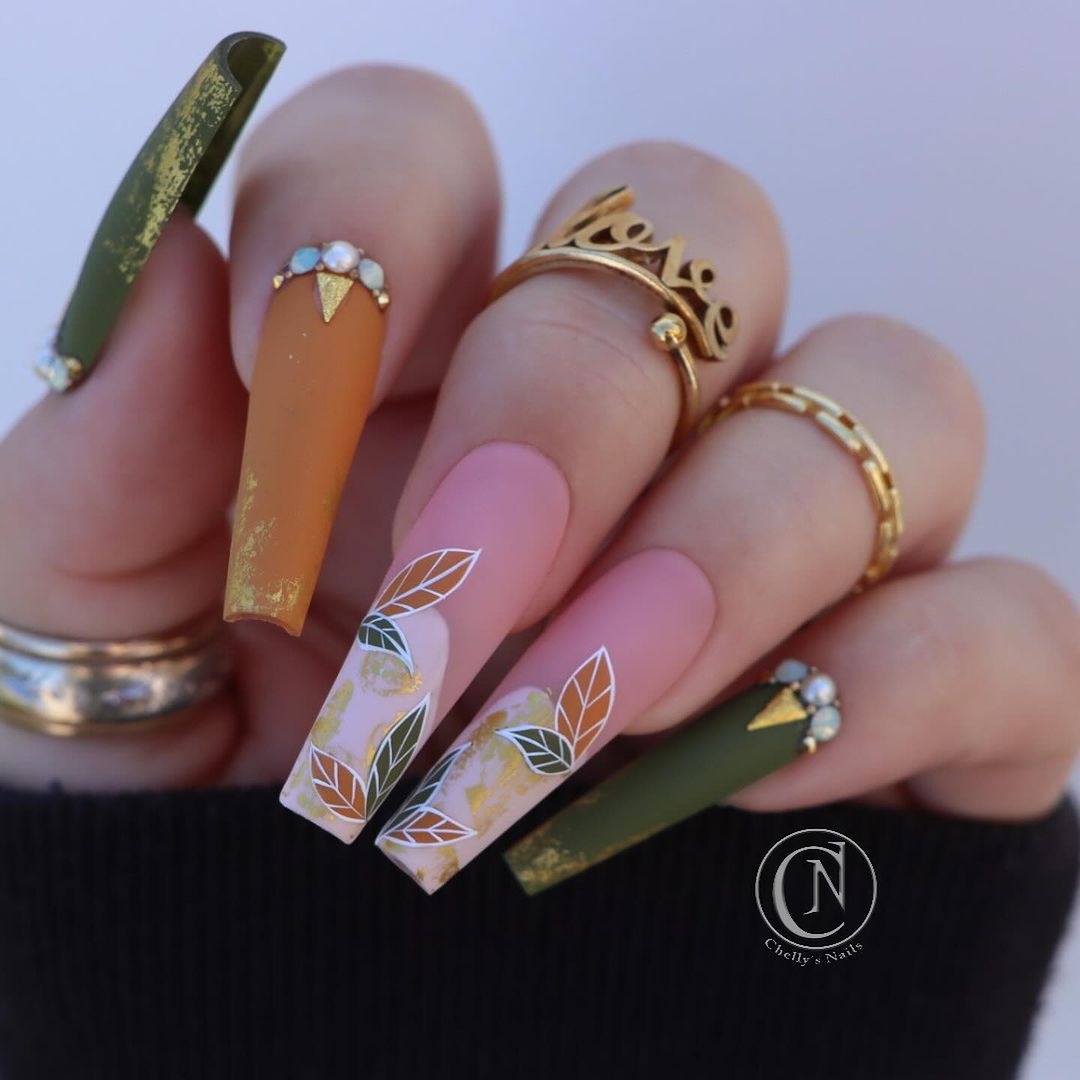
[
  {"x1": 316, "y1": 272, "x2": 354, "y2": 323},
  {"x1": 462, "y1": 691, "x2": 555, "y2": 833},
  {"x1": 746, "y1": 685, "x2": 808, "y2": 731},
  {"x1": 310, "y1": 681, "x2": 355, "y2": 745},
  {"x1": 106, "y1": 64, "x2": 234, "y2": 285}
]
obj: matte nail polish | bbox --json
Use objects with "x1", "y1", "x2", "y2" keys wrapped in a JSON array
[
  {"x1": 280, "y1": 442, "x2": 570, "y2": 843},
  {"x1": 224, "y1": 261, "x2": 385, "y2": 634},
  {"x1": 504, "y1": 659, "x2": 842, "y2": 893},
  {"x1": 376, "y1": 548, "x2": 715, "y2": 893}
]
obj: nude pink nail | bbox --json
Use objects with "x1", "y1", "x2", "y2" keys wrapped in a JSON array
[
  {"x1": 375, "y1": 548, "x2": 716, "y2": 893},
  {"x1": 280, "y1": 442, "x2": 570, "y2": 843}
]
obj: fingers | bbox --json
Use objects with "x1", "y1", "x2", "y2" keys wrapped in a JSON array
[
  {"x1": 279, "y1": 141, "x2": 787, "y2": 845},
  {"x1": 229, "y1": 65, "x2": 499, "y2": 395},
  {"x1": 371, "y1": 314, "x2": 985, "y2": 890},
  {"x1": 599, "y1": 314, "x2": 986, "y2": 733},
  {"x1": 0, "y1": 213, "x2": 242, "y2": 638},
  {"x1": 224, "y1": 66, "x2": 499, "y2": 634},
  {"x1": 395, "y1": 142, "x2": 786, "y2": 617},
  {"x1": 735, "y1": 557, "x2": 1080, "y2": 819},
  {"x1": 503, "y1": 558, "x2": 1080, "y2": 892}
]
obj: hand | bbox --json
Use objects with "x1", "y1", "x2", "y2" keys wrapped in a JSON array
[{"x1": 2, "y1": 68, "x2": 1076, "y2": 871}]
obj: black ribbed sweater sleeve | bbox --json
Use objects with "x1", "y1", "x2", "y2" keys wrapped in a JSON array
[{"x1": 0, "y1": 785, "x2": 1074, "y2": 1080}]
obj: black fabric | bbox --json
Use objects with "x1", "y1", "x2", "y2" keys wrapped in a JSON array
[{"x1": 0, "y1": 784, "x2": 1074, "y2": 1080}]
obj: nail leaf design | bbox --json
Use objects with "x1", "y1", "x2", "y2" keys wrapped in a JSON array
[
  {"x1": 357, "y1": 612, "x2": 414, "y2": 672},
  {"x1": 379, "y1": 807, "x2": 475, "y2": 848},
  {"x1": 502, "y1": 647, "x2": 616, "y2": 778},
  {"x1": 366, "y1": 695, "x2": 430, "y2": 815},
  {"x1": 555, "y1": 646, "x2": 615, "y2": 758},
  {"x1": 374, "y1": 548, "x2": 481, "y2": 619},
  {"x1": 310, "y1": 745, "x2": 367, "y2": 821},
  {"x1": 498, "y1": 725, "x2": 575, "y2": 775},
  {"x1": 379, "y1": 744, "x2": 475, "y2": 846},
  {"x1": 353, "y1": 548, "x2": 479, "y2": 671}
]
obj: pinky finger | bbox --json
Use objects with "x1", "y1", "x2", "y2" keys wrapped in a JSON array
[
  {"x1": 507, "y1": 558, "x2": 1080, "y2": 893},
  {"x1": 737, "y1": 556, "x2": 1080, "y2": 820}
]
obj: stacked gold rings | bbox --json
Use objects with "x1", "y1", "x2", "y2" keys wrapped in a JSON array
[
  {"x1": 491, "y1": 185, "x2": 737, "y2": 443},
  {"x1": 0, "y1": 616, "x2": 233, "y2": 737},
  {"x1": 704, "y1": 381, "x2": 903, "y2": 592}
]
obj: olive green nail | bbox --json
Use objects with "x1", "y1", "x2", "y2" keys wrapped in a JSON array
[
  {"x1": 36, "y1": 31, "x2": 285, "y2": 391},
  {"x1": 503, "y1": 659, "x2": 842, "y2": 895}
]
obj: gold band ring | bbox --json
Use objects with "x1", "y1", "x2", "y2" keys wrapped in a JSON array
[
  {"x1": 490, "y1": 185, "x2": 737, "y2": 444},
  {"x1": 0, "y1": 615, "x2": 234, "y2": 737},
  {"x1": 703, "y1": 382, "x2": 903, "y2": 592}
]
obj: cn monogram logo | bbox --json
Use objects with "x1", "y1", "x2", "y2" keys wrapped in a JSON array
[{"x1": 755, "y1": 828, "x2": 876, "y2": 951}]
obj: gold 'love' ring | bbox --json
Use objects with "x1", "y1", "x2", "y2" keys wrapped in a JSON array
[{"x1": 490, "y1": 185, "x2": 737, "y2": 444}]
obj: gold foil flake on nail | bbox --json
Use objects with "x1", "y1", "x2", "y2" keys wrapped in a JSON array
[
  {"x1": 315, "y1": 271, "x2": 354, "y2": 323},
  {"x1": 357, "y1": 650, "x2": 424, "y2": 697},
  {"x1": 310, "y1": 681, "x2": 355, "y2": 745},
  {"x1": 746, "y1": 684, "x2": 808, "y2": 731}
]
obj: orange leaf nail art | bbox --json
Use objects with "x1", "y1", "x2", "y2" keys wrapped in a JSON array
[
  {"x1": 374, "y1": 548, "x2": 480, "y2": 619},
  {"x1": 309, "y1": 745, "x2": 367, "y2": 821},
  {"x1": 555, "y1": 646, "x2": 615, "y2": 759}
]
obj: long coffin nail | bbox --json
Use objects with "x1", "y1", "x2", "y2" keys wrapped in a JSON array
[
  {"x1": 224, "y1": 243, "x2": 390, "y2": 634},
  {"x1": 375, "y1": 549, "x2": 716, "y2": 894},
  {"x1": 36, "y1": 32, "x2": 284, "y2": 391},
  {"x1": 279, "y1": 442, "x2": 570, "y2": 842},
  {"x1": 505, "y1": 659, "x2": 842, "y2": 893}
]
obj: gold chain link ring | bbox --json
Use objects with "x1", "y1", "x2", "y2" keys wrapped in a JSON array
[
  {"x1": 490, "y1": 185, "x2": 737, "y2": 444},
  {"x1": 703, "y1": 382, "x2": 903, "y2": 592}
]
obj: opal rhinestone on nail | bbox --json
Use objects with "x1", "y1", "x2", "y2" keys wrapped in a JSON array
[
  {"x1": 288, "y1": 246, "x2": 320, "y2": 275},
  {"x1": 321, "y1": 241, "x2": 360, "y2": 274},
  {"x1": 774, "y1": 658, "x2": 810, "y2": 684},
  {"x1": 799, "y1": 672, "x2": 838, "y2": 708},
  {"x1": 809, "y1": 704, "x2": 842, "y2": 743},
  {"x1": 358, "y1": 258, "x2": 384, "y2": 290}
]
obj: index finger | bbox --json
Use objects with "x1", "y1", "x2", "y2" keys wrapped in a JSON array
[{"x1": 223, "y1": 66, "x2": 500, "y2": 635}]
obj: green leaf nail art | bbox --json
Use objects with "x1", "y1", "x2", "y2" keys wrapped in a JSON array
[
  {"x1": 497, "y1": 725, "x2": 574, "y2": 775},
  {"x1": 367, "y1": 695, "x2": 430, "y2": 815},
  {"x1": 357, "y1": 612, "x2": 413, "y2": 672},
  {"x1": 379, "y1": 744, "x2": 470, "y2": 840}
]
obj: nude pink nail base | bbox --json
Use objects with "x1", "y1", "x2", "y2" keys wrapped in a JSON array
[
  {"x1": 279, "y1": 443, "x2": 570, "y2": 843},
  {"x1": 377, "y1": 548, "x2": 716, "y2": 893}
]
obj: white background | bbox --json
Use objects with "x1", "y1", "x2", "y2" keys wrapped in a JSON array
[{"x1": 1, "y1": 2, "x2": 1077, "y2": 1074}]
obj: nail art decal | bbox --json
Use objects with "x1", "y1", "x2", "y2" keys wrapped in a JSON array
[
  {"x1": 376, "y1": 648, "x2": 615, "y2": 892},
  {"x1": 504, "y1": 659, "x2": 843, "y2": 894},
  {"x1": 280, "y1": 548, "x2": 479, "y2": 843},
  {"x1": 497, "y1": 647, "x2": 614, "y2": 775},
  {"x1": 309, "y1": 694, "x2": 430, "y2": 822},
  {"x1": 357, "y1": 549, "x2": 481, "y2": 673},
  {"x1": 378, "y1": 746, "x2": 475, "y2": 847}
]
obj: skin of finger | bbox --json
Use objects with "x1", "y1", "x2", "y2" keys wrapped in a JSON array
[
  {"x1": 392, "y1": 142, "x2": 787, "y2": 625},
  {"x1": 0, "y1": 213, "x2": 244, "y2": 637},
  {"x1": 732, "y1": 557, "x2": 1080, "y2": 820},
  {"x1": 0, "y1": 408, "x2": 435, "y2": 793},
  {"x1": 580, "y1": 314, "x2": 986, "y2": 733},
  {"x1": 228, "y1": 65, "x2": 500, "y2": 397}
]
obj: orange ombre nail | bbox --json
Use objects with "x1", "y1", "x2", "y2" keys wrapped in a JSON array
[{"x1": 224, "y1": 242, "x2": 389, "y2": 635}]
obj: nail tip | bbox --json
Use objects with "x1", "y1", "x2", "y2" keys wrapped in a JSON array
[{"x1": 222, "y1": 606, "x2": 304, "y2": 637}]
